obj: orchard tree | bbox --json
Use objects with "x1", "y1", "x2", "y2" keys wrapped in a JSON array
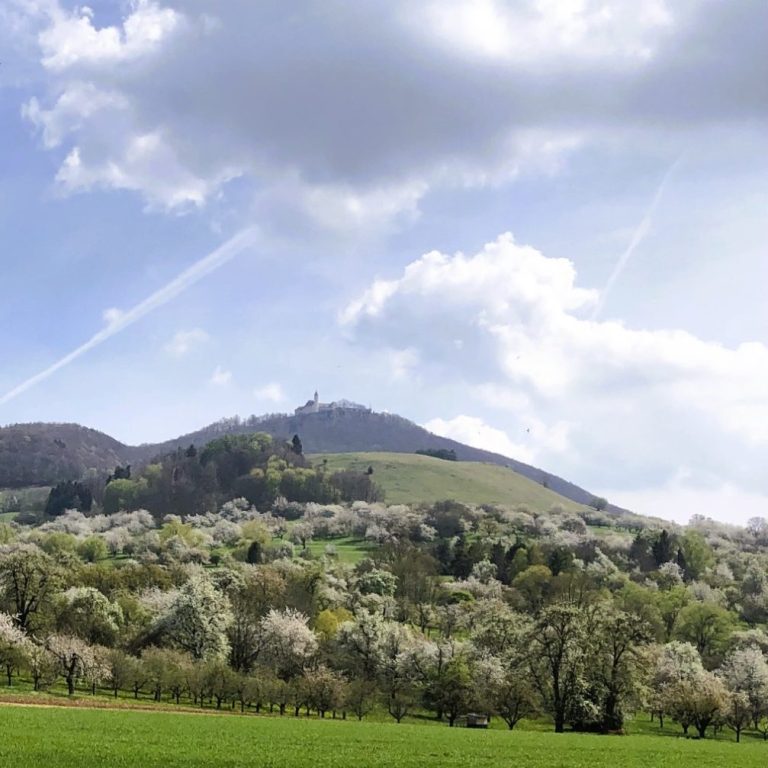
[
  {"x1": 337, "y1": 612, "x2": 386, "y2": 680},
  {"x1": 304, "y1": 665, "x2": 343, "y2": 717},
  {"x1": 650, "y1": 641, "x2": 705, "y2": 728},
  {"x1": 724, "y1": 691, "x2": 752, "y2": 743},
  {"x1": 103, "y1": 649, "x2": 135, "y2": 698},
  {"x1": 377, "y1": 621, "x2": 416, "y2": 723},
  {"x1": 407, "y1": 639, "x2": 472, "y2": 724},
  {"x1": 56, "y1": 587, "x2": 123, "y2": 645},
  {"x1": 26, "y1": 643, "x2": 58, "y2": 691},
  {"x1": 589, "y1": 606, "x2": 655, "y2": 731},
  {"x1": 665, "y1": 671, "x2": 728, "y2": 738},
  {"x1": 512, "y1": 565, "x2": 553, "y2": 612},
  {"x1": 0, "y1": 544, "x2": 59, "y2": 630},
  {"x1": 528, "y1": 603, "x2": 589, "y2": 733},
  {"x1": 675, "y1": 603, "x2": 734, "y2": 666},
  {"x1": 160, "y1": 573, "x2": 233, "y2": 660},
  {"x1": 719, "y1": 646, "x2": 768, "y2": 729},
  {"x1": 473, "y1": 652, "x2": 538, "y2": 729},
  {"x1": 290, "y1": 522, "x2": 314, "y2": 550},
  {"x1": 0, "y1": 612, "x2": 30, "y2": 685},
  {"x1": 656, "y1": 585, "x2": 689, "y2": 641},
  {"x1": 84, "y1": 646, "x2": 111, "y2": 695},
  {"x1": 47, "y1": 634, "x2": 96, "y2": 695},
  {"x1": 227, "y1": 569, "x2": 276, "y2": 672},
  {"x1": 470, "y1": 600, "x2": 531, "y2": 656},
  {"x1": 77, "y1": 536, "x2": 108, "y2": 563},
  {"x1": 677, "y1": 530, "x2": 714, "y2": 581},
  {"x1": 207, "y1": 659, "x2": 239, "y2": 709},
  {"x1": 259, "y1": 608, "x2": 318, "y2": 680},
  {"x1": 344, "y1": 678, "x2": 377, "y2": 721}
]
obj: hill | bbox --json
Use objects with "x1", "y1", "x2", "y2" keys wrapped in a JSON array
[
  {"x1": 0, "y1": 423, "x2": 134, "y2": 488},
  {"x1": 137, "y1": 408, "x2": 619, "y2": 511},
  {"x1": 0, "y1": 405, "x2": 620, "y2": 512},
  {"x1": 313, "y1": 452, "x2": 586, "y2": 511}
]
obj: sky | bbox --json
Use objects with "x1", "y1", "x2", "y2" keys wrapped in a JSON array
[{"x1": 0, "y1": 0, "x2": 766, "y2": 525}]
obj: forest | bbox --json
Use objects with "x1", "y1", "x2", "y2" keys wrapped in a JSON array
[
  {"x1": 2, "y1": 448, "x2": 768, "y2": 741},
  {"x1": 38, "y1": 433, "x2": 382, "y2": 519}
]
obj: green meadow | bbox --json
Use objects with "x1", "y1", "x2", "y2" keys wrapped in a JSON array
[
  {"x1": 312, "y1": 452, "x2": 585, "y2": 511},
  {"x1": 0, "y1": 705, "x2": 765, "y2": 768}
]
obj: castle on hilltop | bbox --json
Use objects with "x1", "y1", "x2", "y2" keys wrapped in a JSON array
[{"x1": 294, "y1": 391, "x2": 370, "y2": 416}]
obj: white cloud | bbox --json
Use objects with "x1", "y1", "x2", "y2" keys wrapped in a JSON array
[
  {"x1": 20, "y1": 1, "x2": 762, "y2": 222},
  {"x1": 38, "y1": 1, "x2": 181, "y2": 71},
  {"x1": 22, "y1": 85, "x2": 128, "y2": 149},
  {"x1": 302, "y1": 179, "x2": 427, "y2": 234},
  {"x1": 53, "y1": 135, "x2": 237, "y2": 211},
  {"x1": 253, "y1": 382, "x2": 286, "y2": 404},
  {"x1": 414, "y1": 0, "x2": 673, "y2": 63},
  {"x1": 165, "y1": 328, "x2": 210, "y2": 358},
  {"x1": 424, "y1": 415, "x2": 534, "y2": 463},
  {"x1": 210, "y1": 366, "x2": 232, "y2": 386},
  {"x1": 343, "y1": 232, "x2": 768, "y2": 497}
]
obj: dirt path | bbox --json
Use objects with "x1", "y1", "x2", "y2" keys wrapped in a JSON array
[{"x1": 0, "y1": 696, "x2": 251, "y2": 717}]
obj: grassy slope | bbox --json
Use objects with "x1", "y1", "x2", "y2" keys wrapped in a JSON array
[
  {"x1": 313, "y1": 452, "x2": 585, "y2": 511},
  {"x1": 0, "y1": 705, "x2": 764, "y2": 768}
]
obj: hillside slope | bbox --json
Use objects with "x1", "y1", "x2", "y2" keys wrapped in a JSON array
[
  {"x1": 0, "y1": 423, "x2": 132, "y2": 488},
  {"x1": 138, "y1": 409, "x2": 618, "y2": 511},
  {"x1": 0, "y1": 408, "x2": 620, "y2": 513},
  {"x1": 314, "y1": 452, "x2": 586, "y2": 511}
]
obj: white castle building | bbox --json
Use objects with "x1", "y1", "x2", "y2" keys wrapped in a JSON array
[{"x1": 294, "y1": 391, "x2": 370, "y2": 416}]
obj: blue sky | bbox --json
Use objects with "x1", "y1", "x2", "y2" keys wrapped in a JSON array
[{"x1": 0, "y1": 1, "x2": 766, "y2": 524}]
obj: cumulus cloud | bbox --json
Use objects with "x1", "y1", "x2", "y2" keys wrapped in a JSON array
[
  {"x1": 413, "y1": 0, "x2": 673, "y2": 63},
  {"x1": 18, "y1": 1, "x2": 767, "y2": 219},
  {"x1": 37, "y1": 0, "x2": 181, "y2": 71},
  {"x1": 342, "y1": 232, "x2": 768, "y2": 504},
  {"x1": 165, "y1": 328, "x2": 209, "y2": 358},
  {"x1": 425, "y1": 414, "x2": 534, "y2": 464},
  {"x1": 253, "y1": 382, "x2": 286, "y2": 404}
]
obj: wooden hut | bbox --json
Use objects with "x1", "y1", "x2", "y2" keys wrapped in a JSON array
[{"x1": 465, "y1": 713, "x2": 489, "y2": 729}]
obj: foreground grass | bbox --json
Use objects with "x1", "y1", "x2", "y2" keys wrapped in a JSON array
[
  {"x1": 313, "y1": 452, "x2": 584, "y2": 511},
  {"x1": 0, "y1": 705, "x2": 765, "y2": 768}
]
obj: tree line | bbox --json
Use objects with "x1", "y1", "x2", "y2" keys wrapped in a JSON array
[
  {"x1": 40, "y1": 433, "x2": 382, "y2": 521},
  {"x1": 2, "y1": 490, "x2": 768, "y2": 738}
]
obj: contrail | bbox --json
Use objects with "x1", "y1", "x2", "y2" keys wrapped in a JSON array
[
  {"x1": 591, "y1": 154, "x2": 685, "y2": 321},
  {"x1": 0, "y1": 226, "x2": 259, "y2": 407}
]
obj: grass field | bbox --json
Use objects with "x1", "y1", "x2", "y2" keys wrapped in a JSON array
[
  {"x1": 313, "y1": 452, "x2": 585, "y2": 511},
  {"x1": 0, "y1": 704, "x2": 765, "y2": 768},
  {"x1": 305, "y1": 536, "x2": 376, "y2": 564}
]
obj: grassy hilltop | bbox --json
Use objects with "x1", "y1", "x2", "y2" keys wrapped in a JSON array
[{"x1": 313, "y1": 452, "x2": 586, "y2": 511}]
